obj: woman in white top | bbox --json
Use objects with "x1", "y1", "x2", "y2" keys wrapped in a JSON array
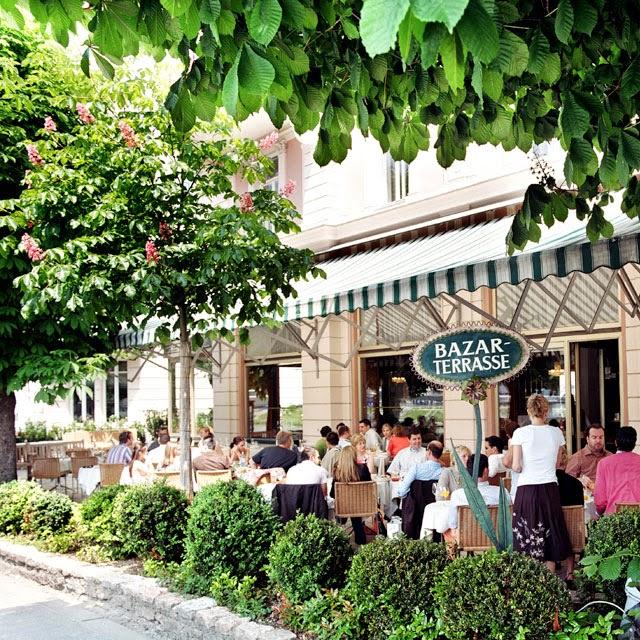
[
  {"x1": 437, "y1": 445, "x2": 471, "y2": 495},
  {"x1": 509, "y1": 394, "x2": 572, "y2": 576},
  {"x1": 229, "y1": 436, "x2": 251, "y2": 466},
  {"x1": 286, "y1": 447, "x2": 328, "y2": 495},
  {"x1": 120, "y1": 445, "x2": 151, "y2": 485}
]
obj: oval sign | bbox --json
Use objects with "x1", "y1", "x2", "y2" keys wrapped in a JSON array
[{"x1": 412, "y1": 325, "x2": 530, "y2": 388}]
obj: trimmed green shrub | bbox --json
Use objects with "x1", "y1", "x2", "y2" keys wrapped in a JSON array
[
  {"x1": 79, "y1": 484, "x2": 128, "y2": 559},
  {"x1": 210, "y1": 571, "x2": 271, "y2": 620},
  {"x1": 23, "y1": 491, "x2": 74, "y2": 538},
  {"x1": 0, "y1": 481, "x2": 42, "y2": 534},
  {"x1": 581, "y1": 509, "x2": 640, "y2": 604},
  {"x1": 267, "y1": 514, "x2": 353, "y2": 603},
  {"x1": 346, "y1": 538, "x2": 448, "y2": 640},
  {"x1": 112, "y1": 482, "x2": 188, "y2": 563},
  {"x1": 433, "y1": 550, "x2": 570, "y2": 640},
  {"x1": 185, "y1": 480, "x2": 280, "y2": 584}
]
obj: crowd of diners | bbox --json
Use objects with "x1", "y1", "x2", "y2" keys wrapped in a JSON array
[{"x1": 106, "y1": 397, "x2": 640, "y2": 570}]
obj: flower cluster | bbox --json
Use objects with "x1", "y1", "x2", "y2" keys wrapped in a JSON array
[
  {"x1": 43, "y1": 116, "x2": 57, "y2": 133},
  {"x1": 21, "y1": 233, "x2": 45, "y2": 261},
  {"x1": 259, "y1": 131, "x2": 278, "y2": 152},
  {"x1": 118, "y1": 120, "x2": 137, "y2": 148},
  {"x1": 239, "y1": 192, "x2": 254, "y2": 212},
  {"x1": 159, "y1": 221, "x2": 172, "y2": 240},
  {"x1": 26, "y1": 144, "x2": 43, "y2": 166},
  {"x1": 145, "y1": 240, "x2": 159, "y2": 264},
  {"x1": 280, "y1": 179, "x2": 296, "y2": 198},
  {"x1": 460, "y1": 376, "x2": 488, "y2": 404},
  {"x1": 76, "y1": 102, "x2": 95, "y2": 125}
]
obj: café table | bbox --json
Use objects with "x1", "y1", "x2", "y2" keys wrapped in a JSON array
[
  {"x1": 420, "y1": 500, "x2": 452, "y2": 540},
  {"x1": 77, "y1": 465, "x2": 101, "y2": 496},
  {"x1": 374, "y1": 475, "x2": 402, "y2": 519}
]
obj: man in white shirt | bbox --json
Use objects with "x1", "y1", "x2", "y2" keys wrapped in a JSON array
[
  {"x1": 388, "y1": 428, "x2": 426, "y2": 477},
  {"x1": 336, "y1": 424, "x2": 352, "y2": 450},
  {"x1": 447, "y1": 454, "x2": 503, "y2": 531},
  {"x1": 286, "y1": 447, "x2": 328, "y2": 495},
  {"x1": 359, "y1": 418, "x2": 383, "y2": 451}
]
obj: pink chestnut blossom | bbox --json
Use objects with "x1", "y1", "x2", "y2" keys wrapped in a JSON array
[
  {"x1": 239, "y1": 192, "x2": 254, "y2": 213},
  {"x1": 43, "y1": 116, "x2": 57, "y2": 132},
  {"x1": 26, "y1": 144, "x2": 43, "y2": 166},
  {"x1": 118, "y1": 120, "x2": 137, "y2": 148},
  {"x1": 76, "y1": 102, "x2": 96, "y2": 124},
  {"x1": 159, "y1": 221, "x2": 173, "y2": 240},
  {"x1": 280, "y1": 179, "x2": 296, "y2": 198},
  {"x1": 145, "y1": 239, "x2": 160, "y2": 264},
  {"x1": 21, "y1": 233, "x2": 45, "y2": 262},
  {"x1": 258, "y1": 131, "x2": 278, "y2": 152}
]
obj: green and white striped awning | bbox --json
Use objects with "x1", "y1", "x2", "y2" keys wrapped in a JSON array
[
  {"x1": 117, "y1": 209, "x2": 640, "y2": 348},
  {"x1": 281, "y1": 210, "x2": 640, "y2": 321}
]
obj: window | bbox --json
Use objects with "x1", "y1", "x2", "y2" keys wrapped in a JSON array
[
  {"x1": 264, "y1": 155, "x2": 280, "y2": 192},
  {"x1": 73, "y1": 382, "x2": 94, "y2": 421},
  {"x1": 106, "y1": 361, "x2": 128, "y2": 419},
  {"x1": 386, "y1": 153, "x2": 409, "y2": 202}
]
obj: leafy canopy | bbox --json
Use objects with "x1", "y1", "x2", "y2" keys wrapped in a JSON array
[{"x1": 11, "y1": 0, "x2": 640, "y2": 250}]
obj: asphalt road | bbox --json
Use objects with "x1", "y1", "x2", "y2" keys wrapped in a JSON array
[{"x1": 0, "y1": 570, "x2": 155, "y2": 640}]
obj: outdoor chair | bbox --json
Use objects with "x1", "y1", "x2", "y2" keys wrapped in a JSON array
[
  {"x1": 271, "y1": 484, "x2": 328, "y2": 522},
  {"x1": 616, "y1": 502, "x2": 640, "y2": 513},
  {"x1": 458, "y1": 505, "x2": 508, "y2": 553},
  {"x1": 334, "y1": 481, "x2": 378, "y2": 519},
  {"x1": 99, "y1": 463, "x2": 124, "y2": 487},
  {"x1": 68, "y1": 449, "x2": 92, "y2": 458},
  {"x1": 562, "y1": 505, "x2": 585, "y2": 554},
  {"x1": 154, "y1": 470, "x2": 182, "y2": 490},
  {"x1": 31, "y1": 457, "x2": 66, "y2": 490},
  {"x1": 488, "y1": 472, "x2": 507, "y2": 487},
  {"x1": 402, "y1": 479, "x2": 437, "y2": 539},
  {"x1": 196, "y1": 469, "x2": 232, "y2": 488},
  {"x1": 71, "y1": 456, "x2": 98, "y2": 495}
]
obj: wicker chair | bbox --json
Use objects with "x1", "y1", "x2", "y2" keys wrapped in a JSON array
[
  {"x1": 100, "y1": 463, "x2": 124, "y2": 487},
  {"x1": 68, "y1": 449, "x2": 92, "y2": 458},
  {"x1": 457, "y1": 505, "x2": 508, "y2": 553},
  {"x1": 562, "y1": 505, "x2": 585, "y2": 553},
  {"x1": 334, "y1": 481, "x2": 378, "y2": 519},
  {"x1": 615, "y1": 502, "x2": 640, "y2": 513},
  {"x1": 196, "y1": 469, "x2": 232, "y2": 488},
  {"x1": 154, "y1": 470, "x2": 182, "y2": 490},
  {"x1": 31, "y1": 458, "x2": 66, "y2": 489}
]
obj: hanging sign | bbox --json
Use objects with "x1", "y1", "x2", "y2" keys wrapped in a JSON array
[{"x1": 412, "y1": 324, "x2": 530, "y2": 388}]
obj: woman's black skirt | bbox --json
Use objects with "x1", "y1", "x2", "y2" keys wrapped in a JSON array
[{"x1": 512, "y1": 482, "x2": 572, "y2": 562}]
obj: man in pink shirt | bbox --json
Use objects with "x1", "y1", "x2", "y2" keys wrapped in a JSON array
[{"x1": 594, "y1": 427, "x2": 640, "y2": 515}]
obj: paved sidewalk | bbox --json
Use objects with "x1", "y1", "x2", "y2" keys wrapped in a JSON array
[{"x1": 0, "y1": 570, "x2": 155, "y2": 640}]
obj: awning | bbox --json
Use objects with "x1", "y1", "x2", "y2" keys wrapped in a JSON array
[
  {"x1": 117, "y1": 208, "x2": 640, "y2": 348},
  {"x1": 282, "y1": 209, "x2": 640, "y2": 321}
]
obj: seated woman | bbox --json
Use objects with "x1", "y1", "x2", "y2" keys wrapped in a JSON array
[
  {"x1": 437, "y1": 445, "x2": 471, "y2": 496},
  {"x1": 120, "y1": 445, "x2": 151, "y2": 485},
  {"x1": 229, "y1": 436, "x2": 251, "y2": 466},
  {"x1": 386, "y1": 425, "x2": 410, "y2": 460},
  {"x1": 330, "y1": 446, "x2": 372, "y2": 546},
  {"x1": 286, "y1": 447, "x2": 328, "y2": 495},
  {"x1": 351, "y1": 434, "x2": 376, "y2": 475},
  {"x1": 198, "y1": 427, "x2": 214, "y2": 452}
]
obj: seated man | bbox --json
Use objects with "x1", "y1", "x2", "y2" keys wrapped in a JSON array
[
  {"x1": 146, "y1": 429, "x2": 172, "y2": 468},
  {"x1": 358, "y1": 418, "x2": 383, "y2": 451},
  {"x1": 566, "y1": 424, "x2": 613, "y2": 490},
  {"x1": 595, "y1": 426, "x2": 640, "y2": 514},
  {"x1": 396, "y1": 440, "x2": 444, "y2": 498},
  {"x1": 445, "y1": 454, "x2": 502, "y2": 539},
  {"x1": 484, "y1": 435, "x2": 506, "y2": 478},
  {"x1": 387, "y1": 427, "x2": 426, "y2": 478},
  {"x1": 192, "y1": 438, "x2": 230, "y2": 472},
  {"x1": 147, "y1": 426, "x2": 170, "y2": 453},
  {"x1": 314, "y1": 425, "x2": 332, "y2": 460},
  {"x1": 336, "y1": 424, "x2": 352, "y2": 449},
  {"x1": 251, "y1": 430, "x2": 299, "y2": 472},
  {"x1": 321, "y1": 431, "x2": 340, "y2": 476},
  {"x1": 286, "y1": 447, "x2": 328, "y2": 495},
  {"x1": 106, "y1": 430, "x2": 133, "y2": 465}
]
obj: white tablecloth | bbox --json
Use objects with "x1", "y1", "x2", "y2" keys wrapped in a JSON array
[
  {"x1": 584, "y1": 497, "x2": 598, "y2": 523},
  {"x1": 374, "y1": 476, "x2": 402, "y2": 518},
  {"x1": 77, "y1": 466, "x2": 101, "y2": 495},
  {"x1": 420, "y1": 501, "x2": 452, "y2": 539}
]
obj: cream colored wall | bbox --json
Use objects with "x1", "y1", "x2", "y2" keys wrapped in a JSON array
[
  {"x1": 212, "y1": 343, "x2": 243, "y2": 446},
  {"x1": 622, "y1": 266, "x2": 640, "y2": 441},
  {"x1": 300, "y1": 317, "x2": 354, "y2": 442}
]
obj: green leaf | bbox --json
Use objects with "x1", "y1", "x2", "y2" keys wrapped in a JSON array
[
  {"x1": 171, "y1": 86, "x2": 196, "y2": 132},
  {"x1": 560, "y1": 92, "x2": 590, "y2": 142},
  {"x1": 398, "y1": 12, "x2": 414, "y2": 63},
  {"x1": 160, "y1": 0, "x2": 192, "y2": 18},
  {"x1": 493, "y1": 31, "x2": 528, "y2": 77},
  {"x1": 471, "y1": 62, "x2": 483, "y2": 107},
  {"x1": 92, "y1": 48, "x2": 116, "y2": 79},
  {"x1": 247, "y1": 0, "x2": 283, "y2": 46},
  {"x1": 555, "y1": 0, "x2": 573, "y2": 44},
  {"x1": 622, "y1": 131, "x2": 640, "y2": 169},
  {"x1": 573, "y1": 0, "x2": 598, "y2": 35},
  {"x1": 440, "y1": 32, "x2": 465, "y2": 92},
  {"x1": 200, "y1": 0, "x2": 221, "y2": 24},
  {"x1": 621, "y1": 57, "x2": 640, "y2": 101},
  {"x1": 539, "y1": 53, "x2": 561, "y2": 84},
  {"x1": 342, "y1": 18, "x2": 359, "y2": 39},
  {"x1": 599, "y1": 149, "x2": 621, "y2": 190},
  {"x1": 496, "y1": 481, "x2": 512, "y2": 551},
  {"x1": 360, "y1": 0, "x2": 410, "y2": 57},
  {"x1": 192, "y1": 89, "x2": 217, "y2": 120},
  {"x1": 80, "y1": 48, "x2": 91, "y2": 77},
  {"x1": 410, "y1": 0, "x2": 470, "y2": 32},
  {"x1": 482, "y1": 68, "x2": 503, "y2": 100},
  {"x1": 457, "y1": 0, "x2": 499, "y2": 64},
  {"x1": 599, "y1": 555, "x2": 622, "y2": 581},
  {"x1": 222, "y1": 50, "x2": 241, "y2": 116},
  {"x1": 570, "y1": 138, "x2": 598, "y2": 177},
  {"x1": 527, "y1": 29, "x2": 550, "y2": 76},
  {"x1": 179, "y1": 1, "x2": 201, "y2": 39},
  {"x1": 239, "y1": 44, "x2": 275, "y2": 95},
  {"x1": 144, "y1": 3, "x2": 170, "y2": 46}
]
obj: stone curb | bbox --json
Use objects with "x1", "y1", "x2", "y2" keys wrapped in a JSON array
[{"x1": 0, "y1": 539, "x2": 295, "y2": 640}]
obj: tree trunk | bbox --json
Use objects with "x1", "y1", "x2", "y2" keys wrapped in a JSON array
[
  {"x1": 178, "y1": 306, "x2": 193, "y2": 498},
  {"x1": 0, "y1": 390, "x2": 17, "y2": 483}
]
